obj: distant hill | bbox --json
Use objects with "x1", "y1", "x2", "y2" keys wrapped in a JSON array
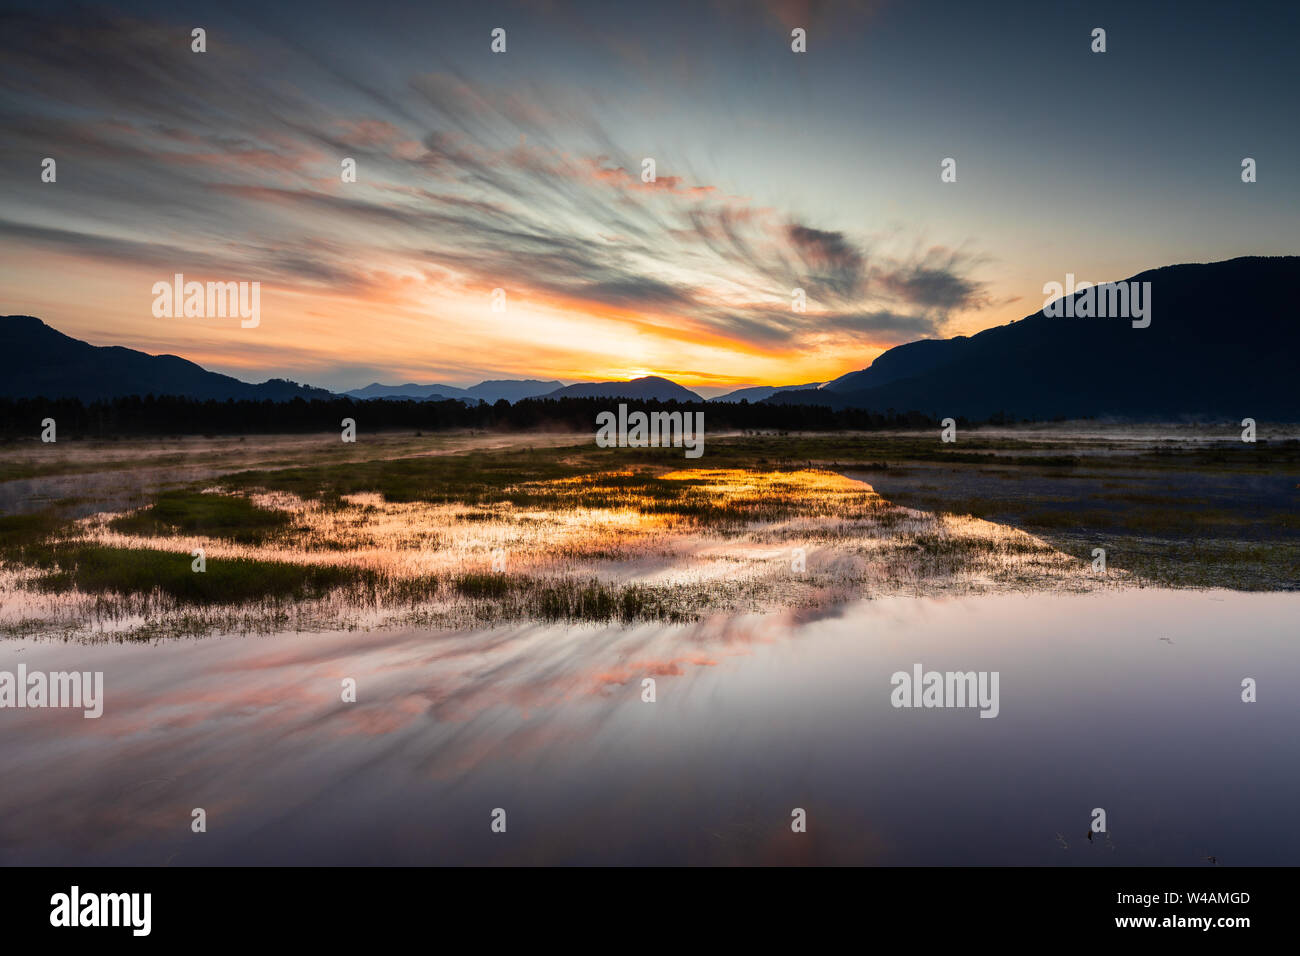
[
  {"x1": 710, "y1": 382, "x2": 824, "y2": 403},
  {"x1": 344, "y1": 382, "x2": 468, "y2": 401},
  {"x1": 769, "y1": 256, "x2": 1300, "y2": 420},
  {"x1": 0, "y1": 316, "x2": 332, "y2": 403},
  {"x1": 466, "y1": 380, "x2": 564, "y2": 404},
  {"x1": 13, "y1": 255, "x2": 1296, "y2": 419},
  {"x1": 543, "y1": 376, "x2": 703, "y2": 403},
  {"x1": 343, "y1": 379, "x2": 563, "y2": 404}
]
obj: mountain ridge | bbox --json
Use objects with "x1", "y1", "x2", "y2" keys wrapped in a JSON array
[
  {"x1": 0, "y1": 315, "x2": 333, "y2": 403},
  {"x1": 343, "y1": 379, "x2": 565, "y2": 404},
  {"x1": 542, "y1": 376, "x2": 704, "y2": 403},
  {"x1": 766, "y1": 255, "x2": 1300, "y2": 420},
  {"x1": 6, "y1": 255, "x2": 1297, "y2": 418},
  {"x1": 709, "y1": 382, "x2": 825, "y2": 403}
]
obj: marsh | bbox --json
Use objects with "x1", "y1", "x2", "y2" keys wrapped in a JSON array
[{"x1": 0, "y1": 424, "x2": 1296, "y2": 864}]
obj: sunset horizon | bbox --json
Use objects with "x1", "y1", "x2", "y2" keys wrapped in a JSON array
[{"x1": 3, "y1": 1, "x2": 1295, "y2": 393}]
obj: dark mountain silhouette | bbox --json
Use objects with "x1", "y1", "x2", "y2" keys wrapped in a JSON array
[
  {"x1": 344, "y1": 382, "x2": 467, "y2": 401},
  {"x1": 0, "y1": 316, "x2": 332, "y2": 402},
  {"x1": 823, "y1": 338, "x2": 969, "y2": 394},
  {"x1": 710, "y1": 382, "x2": 824, "y2": 403},
  {"x1": 543, "y1": 376, "x2": 703, "y2": 403},
  {"x1": 466, "y1": 380, "x2": 564, "y2": 403},
  {"x1": 768, "y1": 256, "x2": 1300, "y2": 420},
  {"x1": 10, "y1": 255, "x2": 1296, "y2": 418},
  {"x1": 344, "y1": 379, "x2": 563, "y2": 404}
]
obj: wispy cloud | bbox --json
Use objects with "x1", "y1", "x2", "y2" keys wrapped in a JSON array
[{"x1": 0, "y1": 4, "x2": 992, "y2": 386}]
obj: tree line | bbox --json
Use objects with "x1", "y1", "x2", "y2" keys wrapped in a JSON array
[{"x1": 0, "y1": 393, "x2": 1000, "y2": 439}]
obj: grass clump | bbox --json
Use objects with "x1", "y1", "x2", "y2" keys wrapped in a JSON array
[
  {"x1": 224, "y1": 447, "x2": 588, "y2": 505},
  {"x1": 454, "y1": 572, "x2": 677, "y2": 623},
  {"x1": 28, "y1": 543, "x2": 369, "y2": 603},
  {"x1": 0, "y1": 511, "x2": 73, "y2": 557},
  {"x1": 109, "y1": 491, "x2": 294, "y2": 544}
]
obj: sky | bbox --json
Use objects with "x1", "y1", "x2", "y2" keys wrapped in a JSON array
[{"x1": 1, "y1": 0, "x2": 1296, "y2": 395}]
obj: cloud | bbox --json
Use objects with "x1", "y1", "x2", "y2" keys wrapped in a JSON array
[
  {"x1": 786, "y1": 224, "x2": 865, "y2": 300},
  {"x1": 0, "y1": 5, "x2": 991, "y2": 366}
]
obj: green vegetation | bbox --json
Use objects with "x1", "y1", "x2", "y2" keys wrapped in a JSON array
[
  {"x1": 0, "y1": 511, "x2": 72, "y2": 555},
  {"x1": 222, "y1": 445, "x2": 591, "y2": 504},
  {"x1": 25, "y1": 543, "x2": 374, "y2": 603},
  {"x1": 101, "y1": 432, "x2": 1300, "y2": 593},
  {"x1": 454, "y1": 572, "x2": 680, "y2": 623},
  {"x1": 9, "y1": 541, "x2": 682, "y2": 624},
  {"x1": 108, "y1": 491, "x2": 294, "y2": 544},
  {"x1": 0, "y1": 510, "x2": 383, "y2": 605},
  {"x1": 217, "y1": 432, "x2": 1300, "y2": 504},
  {"x1": 2, "y1": 428, "x2": 1296, "y2": 642}
]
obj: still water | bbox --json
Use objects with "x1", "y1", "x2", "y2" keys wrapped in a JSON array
[{"x1": 1, "y1": 589, "x2": 1296, "y2": 865}]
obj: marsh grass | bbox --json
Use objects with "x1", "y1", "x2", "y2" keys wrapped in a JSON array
[
  {"x1": 220, "y1": 450, "x2": 896, "y2": 528},
  {"x1": 0, "y1": 511, "x2": 72, "y2": 554},
  {"x1": 222, "y1": 446, "x2": 588, "y2": 505},
  {"x1": 26, "y1": 542, "x2": 375, "y2": 603},
  {"x1": 454, "y1": 572, "x2": 680, "y2": 623},
  {"x1": 107, "y1": 491, "x2": 296, "y2": 544},
  {"x1": 858, "y1": 445, "x2": 1300, "y2": 590},
  {"x1": 7, "y1": 428, "x2": 1296, "y2": 639},
  {"x1": 3, "y1": 465, "x2": 1107, "y2": 639}
]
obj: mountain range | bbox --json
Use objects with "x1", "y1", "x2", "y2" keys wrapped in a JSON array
[
  {"x1": 709, "y1": 382, "x2": 825, "y2": 403},
  {"x1": 344, "y1": 379, "x2": 563, "y2": 404},
  {"x1": 540, "y1": 376, "x2": 702, "y2": 403},
  {"x1": 0, "y1": 315, "x2": 333, "y2": 403},
  {"x1": 346, "y1": 376, "x2": 701, "y2": 404},
  {"x1": 765, "y1": 255, "x2": 1300, "y2": 419},
  {"x1": 4, "y1": 255, "x2": 1297, "y2": 418}
]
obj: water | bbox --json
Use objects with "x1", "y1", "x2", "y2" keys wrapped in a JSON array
[{"x1": 2, "y1": 588, "x2": 1295, "y2": 865}]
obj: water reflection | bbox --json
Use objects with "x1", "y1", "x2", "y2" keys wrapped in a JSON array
[
  {"x1": 3, "y1": 470, "x2": 1117, "y2": 639},
  {"x1": 2, "y1": 589, "x2": 1295, "y2": 865}
]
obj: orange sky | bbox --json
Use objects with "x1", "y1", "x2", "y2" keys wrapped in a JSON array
[
  {"x1": 2, "y1": 242, "x2": 1027, "y2": 392},
  {"x1": 3, "y1": 3, "x2": 1291, "y2": 395}
]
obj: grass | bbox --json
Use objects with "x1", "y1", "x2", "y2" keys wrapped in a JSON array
[
  {"x1": 0, "y1": 511, "x2": 72, "y2": 555},
  {"x1": 108, "y1": 491, "x2": 295, "y2": 544},
  {"x1": 4, "y1": 429, "x2": 1298, "y2": 640},
  {"x1": 863, "y1": 456, "x2": 1300, "y2": 589},
  {"x1": 222, "y1": 445, "x2": 590, "y2": 504},
  {"x1": 454, "y1": 572, "x2": 682, "y2": 623},
  {"x1": 1, "y1": 507, "x2": 380, "y2": 606},
  {"x1": 25, "y1": 543, "x2": 376, "y2": 603},
  {"x1": 219, "y1": 446, "x2": 889, "y2": 526},
  {"x1": 216, "y1": 432, "x2": 1300, "y2": 510},
  {"x1": 11, "y1": 541, "x2": 682, "y2": 624},
  {"x1": 80, "y1": 433, "x2": 1300, "y2": 594}
]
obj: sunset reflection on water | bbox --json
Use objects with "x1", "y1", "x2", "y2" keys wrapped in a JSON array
[
  {"x1": 1, "y1": 589, "x2": 1295, "y2": 865},
  {"x1": 2, "y1": 469, "x2": 1118, "y2": 640}
]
